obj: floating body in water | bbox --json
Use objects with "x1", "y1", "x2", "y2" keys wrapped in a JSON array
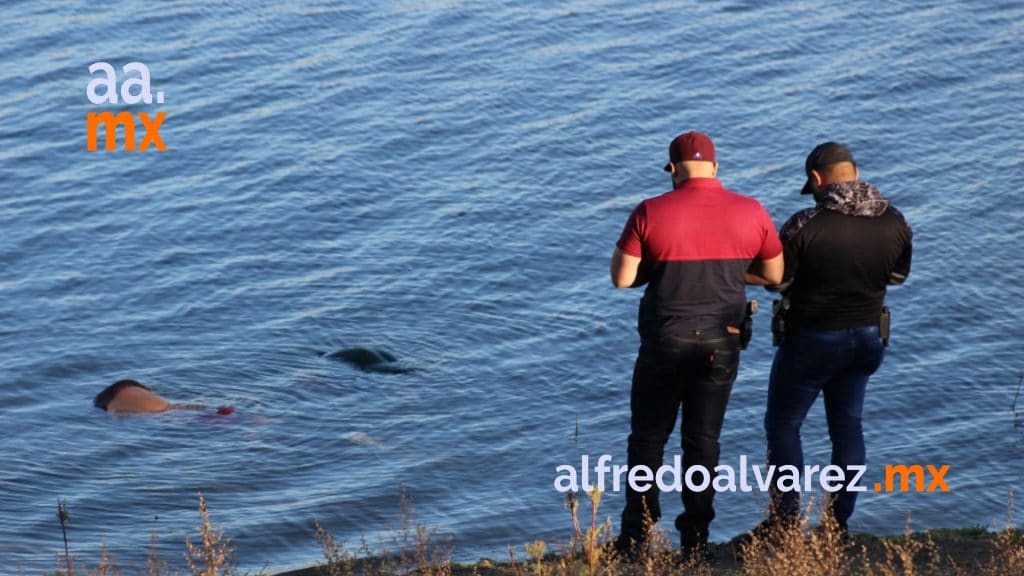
[
  {"x1": 321, "y1": 347, "x2": 413, "y2": 373},
  {"x1": 94, "y1": 379, "x2": 233, "y2": 415}
]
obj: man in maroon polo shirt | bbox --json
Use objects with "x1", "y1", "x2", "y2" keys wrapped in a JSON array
[{"x1": 610, "y1": 131, "x2": 783, "y2": 561}]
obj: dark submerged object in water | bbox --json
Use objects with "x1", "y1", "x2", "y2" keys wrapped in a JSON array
[{"x1": 321, "y1": 347, "x2": 413, "y2": 373}]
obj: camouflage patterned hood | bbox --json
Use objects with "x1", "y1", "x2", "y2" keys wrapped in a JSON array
[
  {"x1": 819, "y1": 181, "x2": 890, "y2": 217},
  {"x1": 780, "y1": 181, "x2": 889, "y2": 241}
]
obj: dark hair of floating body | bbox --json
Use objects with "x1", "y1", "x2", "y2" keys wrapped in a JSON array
[{"x1": 93, "y1": 379, "x2": 151, "y2": 411}]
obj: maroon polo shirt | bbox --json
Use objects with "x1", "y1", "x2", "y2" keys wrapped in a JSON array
[{"x1": 617, "y1": 177, "x2": 782, "y2": 340}]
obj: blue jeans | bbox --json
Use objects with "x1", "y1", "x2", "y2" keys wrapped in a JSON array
[
  {"x1": 619, "y1": 328, "x2": 740, "y2": 548},
  {"x1": 764, "y1": 326, "x2": 885, "y2": 528}
]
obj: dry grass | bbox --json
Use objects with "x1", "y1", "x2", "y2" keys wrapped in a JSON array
[
  {"x1": 977, "y1": 525, "x2": 1024, "y2": 576},
  {"x1": 862, "y1": 518, "x2": 944, "y2": 576},
  {"x1": 88, "y1": 544, "x2": 120, "y2": 576},
  {"x1": 502, "y1": 489, "x2": 711, "y2": 576},
  {"x1": 392, "y1": 486, "x2": 452, "y2": 576},
  {"x1": 185, "y1": 493, "x2": 236, "y2": 576},
  {"x1": 34, "y1": 490, "x2": 1024, "y2": 576},
  {"x1": 310, "y1": 484, "x2": 451, "y2": 576},
  {"x1": 972, "y1": 493, "x2": 1024, "y2": 576},
  {"x1": 147, "y1": 531, "x2": 169, "y2": 576},
  {"x1": 736, "y1": 503, "x2": 852, "y2": 576},
  {"x1": 312, "y1": 519, "x2": 353, "y2": 576},
  {"x1": 731, "y1": 498, "x2": 1024, "y2": 576}
]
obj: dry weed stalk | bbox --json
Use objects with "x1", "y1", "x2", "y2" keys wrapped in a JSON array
[
  {"x1": 58, "y1": 498, "x2": 74, "y2": 576},
  {"x1": 391, "y1": 486, "x2": 451, "y2": 576},
  {"x1": 980, "y1": 527, "x2": 1024, "y2": 576},
  {"x1": 738, "y1": 502, "x2": 852, "y2": 576},
  {"x1": 642, "y1": 518, "x2": 710, "y2": 576},
  {"x1": 313, "y1": 485, "x2": 451, "y2": 576},
  {"x1": 147, "y1": 530, "x2": 167, "y2": 576},
  {"x1": 31, "y1": 486, "x2": 1024, "y2": 576},
  {"x1": 866, "y1": 515, "x2": 943, "y2": 576},
  {"x1": 523, "y1": 540, "x2": 547, "y2": 576},
  {"x1": 88, "y1": 544, "x2": 119, "y2": 576},
  {"x1": 976, "y1": 492, "x2": 1024, "y2": 576},
  {"x1": 312, "y1": 519, "x2": 354, "y2": 576},
  {"x1": 185, "y1": 493, "x2": 235, "y2": 576},
  {"x1": 565, "y1": 489, "x2": 613, "y2": 576},
  {"x1": 560, "y1": 490, "x2": 714, "y2": 576},
  {"x1": 507, "y1": 544, "x2": 523, "y2": 576}
]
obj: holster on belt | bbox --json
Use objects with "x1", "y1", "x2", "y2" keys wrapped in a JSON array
[
  {"x1": 880, "y1": 305, "x2": 891, "y2": 347},
  {"x1": 739, "y1": 300, "x2": 758, "y2": 350},
  {"x1": 771, "y1": 296, "x2": 789, "y2": 347}
]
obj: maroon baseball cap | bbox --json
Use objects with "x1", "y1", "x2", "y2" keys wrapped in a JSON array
[
  {"x1": 801, "y1": 141, "x2": 855, "y2": 194},
  {"x1": 663, "y1": 131, "x2": 716, "y2": 171}
]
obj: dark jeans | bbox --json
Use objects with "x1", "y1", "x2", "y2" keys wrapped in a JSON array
[
  {"x1": 764, "y1": 326, "x2": 885, "y2": 528},
  {"x1": 619, "y1": 328, "x2": 740, "y2": 548}
]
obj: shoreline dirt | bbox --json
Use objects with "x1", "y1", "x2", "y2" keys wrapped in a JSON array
[{"x1": 269, "y1": 527, "x2": 1018, "y2": 576}]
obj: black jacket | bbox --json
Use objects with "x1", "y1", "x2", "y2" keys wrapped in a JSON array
[{"x1": 777, "y1": 181, "x2": 912, "y2": 330}]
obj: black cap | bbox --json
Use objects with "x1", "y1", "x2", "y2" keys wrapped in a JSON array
[{"x1": 801, "y1": 142, "x2": 855, "y2": 195}]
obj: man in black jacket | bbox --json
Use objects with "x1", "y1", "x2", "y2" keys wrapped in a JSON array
[{"x1": 759, "y1": 142, "x2": 912, "y2": 537}]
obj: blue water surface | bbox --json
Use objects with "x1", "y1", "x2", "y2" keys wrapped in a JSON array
[{"x1": 1, "y1": 1, "x2": 1022, "y2": 573}]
